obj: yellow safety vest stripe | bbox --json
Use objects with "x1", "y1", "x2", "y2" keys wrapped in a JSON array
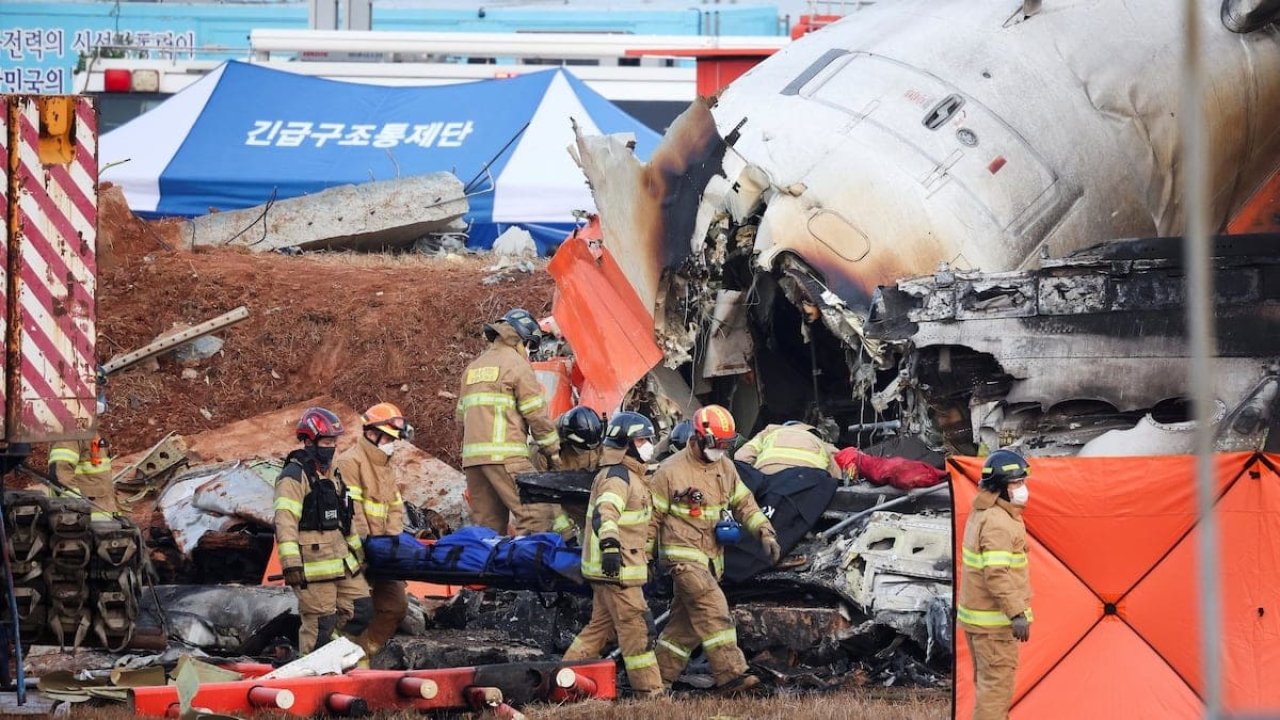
[
  {"x1": 957, "y1": 606, "x2": 1035, "y2": 627},
  {"x1": 702, "y1": 627, "x2": 738, "y2": 650},
  {"x1": 459, "y1": 393, "x2": 516, "y2": 410},
  {"x1": 461, "y1": 442, "x2": 529, "y2": 459},
  {"x1": 302, "y1": 557, "x2": 345, "y2": 579},
  {"x1": 582, "y1": 562, "x2": 648, "y2": 582},
  {"x1": 278, "y1": 541, "x2": 301, "y2": 558},
  {"x1": 623, "y1": 651, "x2": 658, "y2": 671},
  {"x1": 657, "y1": 638, "x2": 691, "y2": 659},
  {"x1": 667, "y1": 502, "x2": 725, "y2": 522},
  {"x1": 76, "y1": 461, "x2": 113, "y2": 475},
  {"x1": 962, "y1": 548, "x2": 1028, "y2": 569},
  {"x1": 274, "y1": 496, "x2": 303, "y2": 517},
  {"x1": 363, "y1": 500, "x2": 389, "y2": 519},
  {"x1": 48, "y1": 449, "x2": 80, "y2": 464},
  {"x1": 347, "y1": 487, "x2": 365, "y2": 501}
]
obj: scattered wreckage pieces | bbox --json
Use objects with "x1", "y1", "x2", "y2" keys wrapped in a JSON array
[
  {"x1": 186, "y1": 172, "x2": 468, "y2": 253},
  {"x1": 871, "y1": 234, "x2": 1280, "y2": 455},
  {"x1": 140, "y1": 585, "x2": 298, "y2": 656},
  {"x1": 102, "y1": 306, "x2": 250, "y2": 375}
]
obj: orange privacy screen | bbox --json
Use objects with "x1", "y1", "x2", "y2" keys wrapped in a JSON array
[
  {"x1": 951, "y1": 452, "x2": 1280, "y2": 718},
  {"x1": 548, "y1": 235, "x2": 663, "y2": 412}
]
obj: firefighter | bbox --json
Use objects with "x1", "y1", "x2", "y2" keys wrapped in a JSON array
[
  {"x1": 959, "y1": 449, "x2": 1033, "y2": 720},
  {"x1": 557, "y1": 405, "x2": 605, "y2": 471},
  {"x1": 337, "y1": 402, "x2": 414, "y2": 657},
  {"x1": 456, "y1": 308, "x2": 568, "y2": 536},
  {"x1": 48, "y1": 367, "x2": 116, "y2": 520},
  {"x1": 648, "y1": 404, "x2": 782, "y2": 695},
  {"x1": 735, "y1": 421, "x2": 841, "y2": 477},
  {"x1": 274, "y1": 407, "x2": 373, "y2": 655},
  {"x1": 549, "y1": 405, "x2": 606, "y2": 534},
  {"x1": 563, "y1": 411, "x2": 663, "y2": 697}
]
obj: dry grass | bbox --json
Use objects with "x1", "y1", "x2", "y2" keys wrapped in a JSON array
[{"x1": 62, "y1": 689, "x2": 949, "y2": 720}]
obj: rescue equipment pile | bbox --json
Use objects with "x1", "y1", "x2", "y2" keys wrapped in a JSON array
[{"x1": 3, "y1": 491, "x2": 145, "y2": 651}]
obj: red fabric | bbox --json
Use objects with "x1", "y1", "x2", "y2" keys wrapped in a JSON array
[{"x1": 835, "y1": 447, "x2": 946, "y2": 490}]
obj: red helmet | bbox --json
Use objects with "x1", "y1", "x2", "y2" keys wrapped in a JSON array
[
  {"x1": 296, "y1": 407, "x2": 345, "y2": 443},
  {"x1": 692, "y1": 405, "x2": 737, "y2": 449}
]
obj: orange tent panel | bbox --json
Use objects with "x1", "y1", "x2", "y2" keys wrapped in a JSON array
[
  {"x1": 1122, "y1": 455, "x2": 1280, "y2": 714},
  {"x1": 952, "y1": 452, "x2": 1278, "y2": 719},
  {"x1": 1009, "y1": 617, "x2": 1202, "y2": 719}
]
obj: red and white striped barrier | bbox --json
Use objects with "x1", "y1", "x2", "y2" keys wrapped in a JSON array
[{"x1": 4, "y1": 95, "x2": 98, "y2": 442}]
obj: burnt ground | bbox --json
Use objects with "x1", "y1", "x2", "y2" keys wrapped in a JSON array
[{"x1": 95, "y1": 185, "x2": 555, "y2": 468}]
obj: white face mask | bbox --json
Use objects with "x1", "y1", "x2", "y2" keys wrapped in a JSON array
[
  {"x1": 1009, "y1": 484, "x2": 1030, "y2": 505},
  {"x1": 379, "y1": 441, "x2": 397, "y2": 457},
  {"x1": 635, "y1": 441, "x2": 655, "y2": 463},
  {"x1": 703, "y1": 448, "x2": 726, "y2": 462}
]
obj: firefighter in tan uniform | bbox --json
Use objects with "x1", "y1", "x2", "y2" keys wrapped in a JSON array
[
  {"x1": 959, "y1": 449, "x2": 1033, "y2": 720},
  {"x1": 48, "y1": 437, "x2": 117, "y2": 520},
  {"x1": 563, "y1": 411, "x2": 663, "y2": 697},
  {"x1": 274, "y1": 407, "x2": 372, "y2": 655},
  {"x1": 735, "y1": 421, "x2": 841, "y2": 477},
  {"x1": 456, "y1": 308, "x2": 567, "y2": 535},
  {"x1": 550, "y1": 405, "x2": 605, "y2": 534},
  {"x1": 648, "y1": 405, "x2": 782, "y2": 695},
  {"x1": 337, "y1": 402, "x2": 414, "y2": 657}
]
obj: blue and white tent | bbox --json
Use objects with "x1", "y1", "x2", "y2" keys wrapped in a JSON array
[{"x1": 101, "y1": 61, "x2": 660, "y2": 251}]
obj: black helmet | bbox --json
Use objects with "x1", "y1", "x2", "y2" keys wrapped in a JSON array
[
  {"x1": 669, "y1": 419, "x2": 694, "y2": 451},
  {"x1": 981, "y1": 449, "x2": 1030, "y2": 492},
  {"x1": 558, "y1": 405, "x2": 604, "y2": 450},
  {"x1": 603, "y1": 411, "x2": 656, "y2": 449},
  {"x1": 484, "y1": 308, "x2": 543, "y2": 346}
]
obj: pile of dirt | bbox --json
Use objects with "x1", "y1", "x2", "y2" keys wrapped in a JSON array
[{"x1": 97, "y1": 191, "x2": 555, "y2": 468}]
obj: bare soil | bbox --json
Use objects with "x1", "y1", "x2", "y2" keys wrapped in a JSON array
[{"x1": 96, "y1": 186, "x2": 555, "y2": 469}]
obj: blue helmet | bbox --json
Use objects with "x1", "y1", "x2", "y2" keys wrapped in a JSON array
[
  {"x1": 981, "y1": 449, "x2": 1030, "y2": 491},
  {"x1": 603, "y1": 411, "x2": 656, "y2": 449}
]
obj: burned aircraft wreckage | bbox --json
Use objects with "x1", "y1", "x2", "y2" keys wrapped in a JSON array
[
  {"x1": 571, "y1": 0, "x2": 1280, "y2": 458},
  {"x1": 548, "y1": 0, "x2": 1280, "y2": 686}
]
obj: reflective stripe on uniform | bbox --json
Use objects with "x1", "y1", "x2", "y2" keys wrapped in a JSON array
[
  {"x1": 48, "y1": 449, "x2": 79, "y2": 464},
  {"x1": 730, "y1": 481, "x2": 750, "y2": 504},
  {"x1": 275, "y1": 496, "x2": 303, "y2": 517},
  {"x1": 459, "y1": 393, "x2": 516, "y2": 410},
  {"x1": 624, "y1": 651, "x2": 658, "y2": 671},
  {"x1": 753, "y1": 431, "x2": 830, "y2": 470},
  {"x1": 661, "y1": 544, "x2": 731, "y2": 576},
  {"x1": 667, "y1": 502, "x2": 724, "y2": 522},
  {"x1": 595, "y1": 492, "x2": 626, "y2": 513},
  {"x1": 552, "y1": 513, "x2": 575, "y2": 533},
  {"x1": 657, "y1": 638, "x2": 691, "y2": 659},
  {"x1": 744, "y1": 511, "x2": 768, "y2": 532},
  {"x1": 303, "y1": 557, "x2": 345, "y2": 579},
  {"x1": 518, "y1": 395, "x2": 546, "y2": 414},
  {"x1": 651, "y1": 492, "x2": 670, "y2": 514},
  {"x1": 76, "y1": 461, "x2": 113, "y2": 475},
  {"x1": 582, "y1": 561, "x2": 648, "y2": 582},
  {"x1": 347, "y1": 534, "x2": 362, "y2": 550},
  {"x1": 461, "y1": 442, "x2": 529, "y2": 460},
  {"x1": 957, "y1": 605, "x2": 1035, "y2": 627},
  {"x1": 619, "y1": 508, "x2": 650, "y2": 526},
  {"x1": 278, "y1": 541, "x2": 301, "y2": 559},
  {"x1": 90, "y1": 511, "x2": 114, "y2": 521},
  {"x1": 962, "y1": 548, "x2": 1028, "y2": 569},
  {"x1": 363, "y1": 500, "x2": 389, "y2": 519},
  {"x1": 702, "y1": 627, "x2": 737, "y2": 650},
  {"x1": 347, "y1": 486, "x2": 365, "y2": 502},
  {"x1": 534, "y1": 430, "x2": 558, "y2": 448}
]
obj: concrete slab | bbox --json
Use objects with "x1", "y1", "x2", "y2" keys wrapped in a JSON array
[{"x1": 187, "y1": 173, "x2": 468, "y2": 253}]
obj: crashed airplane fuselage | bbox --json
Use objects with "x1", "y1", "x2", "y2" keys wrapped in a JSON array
[{"x1": 572, "y1": 0, "x2": 1280, "y2": 454}]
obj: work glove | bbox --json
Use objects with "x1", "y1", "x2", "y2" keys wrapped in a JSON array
[
  {"x1": 1011, "y1": 614, "x2": 1031, "y2": 642},
  {"x1": 545, "y1": 452, "x2": 563, "y2": 471},
  {"x1": 283, "y1": 566, "x2": 308, "y2": 590},
  {"x1": 761, "y1": 533, "x2": 783, "y2": 566},
  {"x1": 600, "y1": 538, "x2": 622, "y2": 578}
]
